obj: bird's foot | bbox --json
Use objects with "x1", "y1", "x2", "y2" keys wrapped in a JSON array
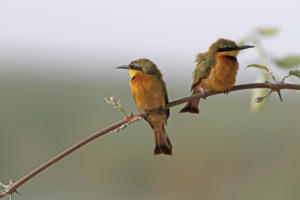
[
  {"x1": 143, "y1": 111, "x2": 150, "y2": 120},
  {"x1": 202, "y1": 89, "x2": 207, "y2": 99},
  {"x1": 223, "y1": 89, "x2": 230, "y2": 95},
  {"x1": 157, "y1": 107, "x2": 164, "y2": 114}
]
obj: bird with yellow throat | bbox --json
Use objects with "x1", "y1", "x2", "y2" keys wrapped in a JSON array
[
  {"x1": 117, "y1": 58, "x2": 172, "y2": 155},
  {"x1": 180, "y1": 38, "x2": 254, "y2": 114}
]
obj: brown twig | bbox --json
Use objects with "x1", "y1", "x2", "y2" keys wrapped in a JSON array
[
  {"x1": 1, "y1": 82, "x2": 300, "y2": 199},
  {"x1": 166, "y1": 82, "x2": 300, "y2": 108}
]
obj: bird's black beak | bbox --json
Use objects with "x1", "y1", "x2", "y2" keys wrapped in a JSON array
[
  {"x1": 235, "y1": 45, "x2": 255, "y2": 51},
  {"x1": 116, "y1": 65, "x2": 130, "y2": 70},
  {"x1": 116, "y1": 64, "x2": 142, "y2": 71},
  {"x1": 218, "y1": 45, "x2": 254, "y2": 52}
]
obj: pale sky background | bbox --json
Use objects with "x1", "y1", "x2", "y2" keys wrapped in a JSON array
[{"x1": 0, "y1": 0, "x2": 300, "y2": 83}]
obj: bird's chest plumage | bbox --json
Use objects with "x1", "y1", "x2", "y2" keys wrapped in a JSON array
[
  {"x1": 130, "y1": 74, "x2": 165, "y2": 112},
  {"x1": 202, "y1": 55, "x2": 239, "y2": 91}
]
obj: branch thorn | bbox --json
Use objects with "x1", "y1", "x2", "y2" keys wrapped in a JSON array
[
  {"x1": 0, "y1": 179, "x2": 19, "y2": 200},
  {"x1": 276, "y1": 90, "x2": 283, "y2": 102}
]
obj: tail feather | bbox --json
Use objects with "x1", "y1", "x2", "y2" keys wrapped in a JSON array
[
  {"x1": 153, "y1": 126, "x2": 173, "y2": 155},
  {"x1": 180, "y1": 98, "x2": 200, "y2": 114}
]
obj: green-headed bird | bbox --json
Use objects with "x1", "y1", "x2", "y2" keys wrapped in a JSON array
[
  {"x1": 180, "y1": 38, "x2": 254, "y2": 114},
  {"x1": 117, "y1": 58, "x2": 172, "y2": 155}
]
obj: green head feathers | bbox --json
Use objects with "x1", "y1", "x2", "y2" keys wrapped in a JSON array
[
  {"x1": 210, "y1": 39, "x2": 237, "y2": 52},
  {"x1": 129, "y1": 58, "x2": 163, "y2": 77},
  {"x1": 209, "y1": 38, "x2": 254, "y2": 54}
]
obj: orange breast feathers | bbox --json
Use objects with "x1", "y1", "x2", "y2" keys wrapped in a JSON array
[
  {"x1": 130, "y1": 72, "x2": 166, "y2": 112},
  {"x1": 200, "y1": 55, "x2": 239, "y2": 91}
]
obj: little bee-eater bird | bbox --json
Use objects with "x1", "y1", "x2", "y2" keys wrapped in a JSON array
[
  {"x1": 180, "y1": 38, "x2": 254, "y2": 114},
  {"x1": 117, "y1": 58, "x2": 172, "y2": 155}
]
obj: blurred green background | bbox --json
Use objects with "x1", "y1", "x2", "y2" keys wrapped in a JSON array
[
  {"x1": 0, "y1": 73, "x2": 299, "y2": 200},
  {"x1": 1, "y1": 0, "x2": 300, "y2": 199}
]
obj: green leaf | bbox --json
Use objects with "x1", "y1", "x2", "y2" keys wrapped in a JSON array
[
  {"x1": 275, "y1": 55, "x2": 300, "y2": 68},
  {"x1": 289, "y1": 70, "x2": 300, "y2": 78},
  {"x1": 250, "y1": 74, "x2": 270, "y2": 113},
  {"x1": 246, "y1": 64, "x2": 269, "y2": 72},
  {"x1": 257, "y1": 27, "x2": 278, "y2": 37}
]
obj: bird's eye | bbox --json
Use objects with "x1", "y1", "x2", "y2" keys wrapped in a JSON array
[
  {"x1": 130, "y1": 64, "x2": 138, "y2": 69},
  {"x1": 129, "y1": 64, "x2": 142, "y2": 71},
  {"x1": 218, "y1": 46, "x2": 233, "y2": 52}
]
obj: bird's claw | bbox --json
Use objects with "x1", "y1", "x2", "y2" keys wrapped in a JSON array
[
  {"x1": 202, "y1": 89, "x2": 207, "y2": 99},
  {"x1": 224, "y1": 89, "x2": 230, "y2": 95},
  {"x1": 143, "y1": 111, "x2": 150, "y2": 119}
]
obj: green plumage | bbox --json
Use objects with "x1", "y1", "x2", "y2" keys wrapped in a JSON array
[
  {"x1": 191, "y1": 52, "x2": 214, "y2": 90},
  {"x1": 130, "y1": 58, "x2": 163, "y2": 78}
]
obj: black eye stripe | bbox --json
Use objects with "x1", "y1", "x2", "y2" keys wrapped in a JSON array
[
  {"x1": 217, "y1": 47, "x2": 236, "y2": 52},
  {"x1": 129, "y1": 64, "x2": 142, "y2": 71}
]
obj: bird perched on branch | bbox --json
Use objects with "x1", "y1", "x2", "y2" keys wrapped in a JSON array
[
  {"x1": 180, "y1": 38, "x2": 254, "y2": 114},
  {"x1": 117, "y1": 58, "x2": 172, "y2": 155}
]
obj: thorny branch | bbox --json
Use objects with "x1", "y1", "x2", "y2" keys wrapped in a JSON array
[{"x1": 1, "y1": 82, "x2": 300, "y2": 199}]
